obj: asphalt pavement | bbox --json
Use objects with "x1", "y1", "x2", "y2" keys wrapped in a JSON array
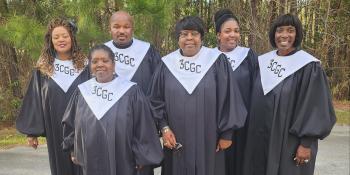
[{"x1": 0, "y1": 125, "x2": 348, "y2": 175}]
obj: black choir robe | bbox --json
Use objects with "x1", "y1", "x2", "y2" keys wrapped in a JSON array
[
  {"x1": 16, "y1": 67, "x2": 90, "y2": 175},
  {"x1": 62, "y1": 81, "x2": 163, "y2": 175},
  {"x1": 105, "y1": 39, "x2": 161, "y2": 95},
  {"x1": 220, "y1": 48, "x2": 258, "y2": 175},
  {"x1": 242, "y1": 50, "x2": 336, "y2": 175},
  {"x1": 149, "y1": 49, "x2": 247, "y2": 175}
]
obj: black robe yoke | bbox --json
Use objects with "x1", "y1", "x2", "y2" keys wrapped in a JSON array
[
  {"x1": 16, "y1": 68, "x2": 90, "y2": 175},
  {"x1": 243, "y1": 61, "x2": 336, "y2": 175},
  {"x1": 224, "y1": 49, "x2": 258, "y2": 175},
  {"x1": 131, "y1": 45, "x2": 161, "y2": 95},
  {"x1": 149, "y1": 54, "x2": 247, "y2": 175},
  {"x1": 62, "y1": 85, "x2": 163, "y2": 175}
]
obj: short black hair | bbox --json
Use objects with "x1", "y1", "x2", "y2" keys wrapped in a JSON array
[
  {"x1": 269, "y1": 14, "x2": 303, "y2": 48},
  {"x1": 175, "y1": 16, "x2": 205, "y2": 40},
  {"x1": 88, "y1": 44, "x2": 115, "y2": 63},
  {"x1": 214, "y1": 9, "x2": 239, "y2": 33}
]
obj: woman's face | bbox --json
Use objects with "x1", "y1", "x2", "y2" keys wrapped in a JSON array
[
  {"x1": 178, "y1": 30, "x2": 202, "y2": 57},
  {"x1": 274, "y1": 25, "x2": 296, "y2": 55},
  {"x1": 217, "y1": 20, "x2": 240, "y2": 52},
  {"x1": 51, "y1": 26, "x2": 72, "y2": 57},
  {"x1": 90, "y1": 50, "x2": 115, "y2": 83}
]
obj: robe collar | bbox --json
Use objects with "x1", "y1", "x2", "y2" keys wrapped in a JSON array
[
  {"x1": 79, "y1": 77, "x2": 136, "y2": 120},
  {"x1": 258, "y1": 50, "x2": 319, "y2": 95},
  {"x1": 50, "y1": 58, "x2": 83, "y2": 93},
  {"x1": 104, "y1": 38, "x2": 150, "y2": 80},
  {"x1": 162, "y1": 46, "x2": 221, "y2": 94}
]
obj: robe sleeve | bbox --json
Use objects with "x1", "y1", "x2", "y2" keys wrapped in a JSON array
[
  {"x1": 131, "y1": 86, "x2": 163, "y2": 166},
  {"x1": 61, "y1": 89, "x2": 80, "y2": 152},
  {"x1": 289, "y1": 62, "x2": 336, "y2": 144},
  {"x1": 215, "y1": 54, "x2": 247, "y2": 140},
  {"x1": 16, "y1": 70, "x2": 45, "y2": 137},
  {"x1": 148, "y1": 62, "x2": 168, "y2": 130}
]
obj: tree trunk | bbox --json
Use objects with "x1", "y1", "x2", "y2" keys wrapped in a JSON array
[
  {"x1": 0, "y1": 40, "x2": 22, "y2": 98},
  {"x1": 270, "y1": 0, "x2": 278, "y2": 25},
  {"x1": 289, "y1": 0, "x2": 298, "y2": 14},
  {"x1": 279, "y1": 0, "x2": 286, "y2": 14},
  {"x1": 249, "y1": 0, "x2": 258, "y2": 51}
]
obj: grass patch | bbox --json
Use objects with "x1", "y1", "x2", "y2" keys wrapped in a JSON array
[
  {"x1": 336, "y1": 109, "x2": 350, "y2": 125},
  {"x1": 0, "y1": 127, "x2": 46, "y2": 150}
]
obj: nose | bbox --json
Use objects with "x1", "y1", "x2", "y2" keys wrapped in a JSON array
[
  {"x1": 280, "y1": 30, "x2": 289, "y2": 38},
  {"x1": 118, "y1": 27, "x2": 126, "y2": 34},
  {"x1": 57, "y1": 36, "x2": 65, "y2": 42},
  {"x1": 96, "y1": 61, "x2": 104, "y2": 67},
  {"x1": 186, "y1": 33, "x2": 194, "y2": 40}
]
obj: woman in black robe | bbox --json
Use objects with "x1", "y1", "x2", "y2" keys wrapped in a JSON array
[
  {"x1": 16, "y1": 18, "x2": 89, "y2": 175},
  {"x1": 213, "y1": 9, "x2": 258, "y2": 175},
  {"x1": 62, "y1": 45, "x2": 163, "y2": 175},
  {"x1": 148, "y1": 16, "x2": 247, "y2": 175},
  {"x1": 242, "y1": 14, "x2": 336, "y2": 175}
]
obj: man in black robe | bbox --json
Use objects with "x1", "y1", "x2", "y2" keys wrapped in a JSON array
[{"x1": 104, "y1": 11, "x2": 161, "y2": 95}]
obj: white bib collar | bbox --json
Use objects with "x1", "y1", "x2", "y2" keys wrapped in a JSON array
[
  {"x1": 214, "y1": 46, "x2": 250, "y2": 71},
  {"x1": 50, "y1": 59, "x2": 83, "y2": 92},
  {"x1": 78, "y1": 77, "x2": 136, "y2": 120},
  {"x1": 104, "y1": 38, "x2": 150, "y2": 80},
  {"x1": 259, "y1": 50, "x2": 319, "y2": 95},
  {"x1": 162, "y1": 46, "x2": 221, "y2": 94}
]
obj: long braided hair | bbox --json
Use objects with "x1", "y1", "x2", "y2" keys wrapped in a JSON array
[{"x1": 36, "y1": 18, "x2": 86, "y2": 76}]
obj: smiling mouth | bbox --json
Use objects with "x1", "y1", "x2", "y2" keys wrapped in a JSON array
[
  {"x1": 185, "y1": 44, "x2": 196, "y2": 47},
  {"x1": 95, "y1": 69, "x2": 107, "y2": 73},
  {"x1": 227, "y1": 40, "x2": 237, "y2": 44},
  {"x1": 279, "y1": 41, "x2": 290, "y2": 46}
]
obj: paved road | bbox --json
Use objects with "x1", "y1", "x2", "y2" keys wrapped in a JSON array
[{"x1": 0, "y1": 125, "x2": 348, "y2": 175}]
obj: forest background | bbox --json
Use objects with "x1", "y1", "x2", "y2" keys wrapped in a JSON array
[{"x1": 0, "y1": 0, "x2": 349, "y2": 121}]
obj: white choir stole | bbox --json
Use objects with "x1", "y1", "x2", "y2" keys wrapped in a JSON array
[
  {"x1": 51, "y1": 58, "x2": 83, "y2": 93},
  {"x1": 162, "y1": 46, "x2": 221, "y2": 94},
  {"x1": 104, "y1": 38, "x2": 150, "y2": 80},
  {"x1": 79, "y1": 77, "x2": 136, "y2": 120},
  {"x1": 213, "y1": 46, "x2": 250, "y2": 71},
  {"x1": 258, "y1": 50, "x2": 319, "y2": 95}
]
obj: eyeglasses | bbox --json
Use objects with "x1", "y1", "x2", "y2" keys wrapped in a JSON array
[{"x1": 179, "y1": 31, "x2": 200, "y2": 38}]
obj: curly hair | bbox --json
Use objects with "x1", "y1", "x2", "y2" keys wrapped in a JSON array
[{"x1": 36, "y1": 18, "x2": 86, "y2": 76}]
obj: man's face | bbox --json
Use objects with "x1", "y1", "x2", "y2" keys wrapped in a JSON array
[{"x1": 110, "y1": 13, "x2": 133, "y2": 46}]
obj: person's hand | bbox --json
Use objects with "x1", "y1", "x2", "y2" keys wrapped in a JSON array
[
  {"x1": 27, "y1": 137, "x2": 38, "y2": 149},
  {"x1": 294, "y1": 144, "x2": 311, "y2": 166},
  {"x1": 216, "y1": 139, "x2": 232, "y2": 152},
  {"x1": 70, "y1": 152, "x2": 79, "y2": 165},
  {"x1": 162, "y1": 127, "x2": 177, "y2": 149}
]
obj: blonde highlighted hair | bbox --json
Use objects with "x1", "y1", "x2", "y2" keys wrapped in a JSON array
[{"x1": 36, "y1": 18, "x2": 86, "y2": 76}]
